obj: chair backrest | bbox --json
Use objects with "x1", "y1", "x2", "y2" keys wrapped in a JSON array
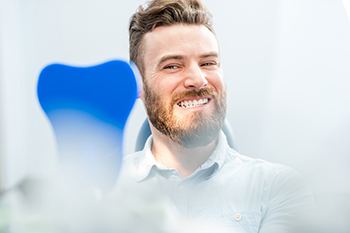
[{"x1": 135, "y1": 119, "x2": 236, "y2": 151}]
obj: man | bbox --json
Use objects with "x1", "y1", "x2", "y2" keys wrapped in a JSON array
[{"x1": 122, "y1": 0, "x2": 312, "y2": 232}]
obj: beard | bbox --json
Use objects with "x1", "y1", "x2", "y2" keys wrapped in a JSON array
[{"x1": 143, "y1": 83, "x2": 226, "y2": 148}]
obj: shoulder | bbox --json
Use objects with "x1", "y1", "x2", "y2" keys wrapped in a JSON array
[
  {"x1": 235, "y1": 150, "x2": 312, "y2": 200},
  {"x1": 225, "y1": 148, "x2": 295, "y2": 177},
  {"x1": 222, "y1": 149, "x2": 308, "y2": 195}
]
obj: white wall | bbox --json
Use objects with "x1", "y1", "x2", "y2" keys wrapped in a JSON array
[
  {"x1": 0, "y1": 0, "x2": 349, "y2": 197},
  {"x1": 0, "y1": 0, "x2": 146, "y2": 188},
  {"x1": 262, "y1": 0, "x2": 350, "y2": 193},
  {"x1": 207, "y1": 0, "x2": 350, "y2": 194},
  {"x1": 0, "y1": 0, "x2": 34, "y2": 189},
  {"x1": 0, "y1": 0, "x2": 5, "y2": 188}
]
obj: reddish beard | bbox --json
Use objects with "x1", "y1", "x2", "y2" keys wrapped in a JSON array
[{"x1": 143, "y1": 83, "x2": 226, "y2": 148}]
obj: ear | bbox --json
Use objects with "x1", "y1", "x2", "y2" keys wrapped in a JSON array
[
  {"x1": 140, "y1": 86, "x2": 145, "y2": 102},
  {"x1": 139, "y1": 78, "x2": 145, "y2": 102},
  {"x1": 130, "y1": 62, "x2": 143, "y2": 99}
]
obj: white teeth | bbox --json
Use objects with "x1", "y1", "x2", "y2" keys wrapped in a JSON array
[{"x1": 178, "y1": 98, "x2": 209, "y2": 108}]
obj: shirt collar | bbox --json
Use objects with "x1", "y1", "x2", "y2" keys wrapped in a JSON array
[{"x1": 135, "y1": 130, "x2": 231, "y2": 182}]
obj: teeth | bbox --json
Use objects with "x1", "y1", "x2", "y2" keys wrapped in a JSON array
[{"x1": 178, "y1": 98, "x2": 209, "y2": 108}]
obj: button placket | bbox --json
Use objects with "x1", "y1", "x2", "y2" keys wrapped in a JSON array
[{"x1": 234, "y1": 212, "x2": 242, "y2": 222}]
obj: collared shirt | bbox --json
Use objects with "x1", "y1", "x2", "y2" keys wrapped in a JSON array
[{"x1": 121, "y1": 131, "x2": 312, "y2": 233}]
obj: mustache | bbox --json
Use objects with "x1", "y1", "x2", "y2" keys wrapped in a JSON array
[{"x1": 171, "y1": 87, "x2": 216, "y2": 105}]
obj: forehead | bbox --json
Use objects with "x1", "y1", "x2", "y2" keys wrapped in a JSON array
[{"x1": 142, "y1": 24, "x2": 219, "y2": 61}]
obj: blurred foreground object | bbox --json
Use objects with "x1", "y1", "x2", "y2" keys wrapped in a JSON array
[
  {"x1": 1, "y1": 176, "x2": 234, "y2": 233},
  {"x1": 37, "y1": 60, "x2": 138, "y2": 191}
]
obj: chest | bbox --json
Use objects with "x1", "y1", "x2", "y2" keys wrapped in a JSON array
[{"x1": 161, "y1": 178, "x2": 265, "y2": 233}]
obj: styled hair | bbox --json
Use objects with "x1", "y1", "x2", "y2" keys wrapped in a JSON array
[{"x1": 129, "y1": 0, "x2": 214, "y2": 76}]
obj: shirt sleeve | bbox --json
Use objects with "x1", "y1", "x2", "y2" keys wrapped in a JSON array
[{"x1": 258, "y1": 165, "x2": 314, "y2": 233}]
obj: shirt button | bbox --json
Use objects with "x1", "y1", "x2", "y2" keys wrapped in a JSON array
[{"x1": 234, "y1": 212, "x2": 242, "y2": 222}]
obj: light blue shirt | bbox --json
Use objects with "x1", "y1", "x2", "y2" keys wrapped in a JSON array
[{"x1": 121, "y1": 131, "x2": 312, "y2": 233}]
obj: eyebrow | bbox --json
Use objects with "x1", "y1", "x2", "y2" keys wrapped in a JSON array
[
  {"x1": 157, "y1": 52, "x2": 219, "y2": 67},
  {"x1": 199, "y1": 52, "x2": 219, "y2": 59},
  {"x1": 157, "y1": 55, "x2": 184, "y2": 67}
]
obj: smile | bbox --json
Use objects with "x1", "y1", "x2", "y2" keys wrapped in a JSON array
[{"x1": 177, "y1": 98, "x2": 210, "y2": 108}]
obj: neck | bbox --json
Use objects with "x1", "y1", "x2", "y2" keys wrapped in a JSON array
[{"x1": 150, "y1": 128, "x2": 218, "y2": 178}]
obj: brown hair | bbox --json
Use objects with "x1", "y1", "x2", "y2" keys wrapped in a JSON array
[{"x1": 129, "y1": 0, "x2": 214, "y2": 76}]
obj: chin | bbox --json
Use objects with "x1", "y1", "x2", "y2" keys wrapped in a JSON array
[
  {"x1": 175, "y1": 122, "x2": 221, "y2": 149},
  {"x1": 178, "y1": 128, "x2": 220, "y2": 148}
]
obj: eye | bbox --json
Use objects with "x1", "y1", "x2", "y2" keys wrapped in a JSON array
[
  {"x1": 163, "y1": 64, "x2": 181, "y2": 70},
  {"x1": 201, "y1": 61, "x2": 219, "y2": 67}
]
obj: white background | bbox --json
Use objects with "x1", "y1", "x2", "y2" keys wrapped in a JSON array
[{"x1": 0, "y1": 0, "x2": 349, "y2": 201}]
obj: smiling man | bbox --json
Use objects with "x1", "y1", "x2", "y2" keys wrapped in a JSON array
[
  {"x1": 123, "y1": 0, "x2": 312, "y2": 232},
  {"x1": 139, "y1": 22, "x2": 226, "y2": 177}
]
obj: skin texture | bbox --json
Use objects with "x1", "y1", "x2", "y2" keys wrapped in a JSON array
[{"x1": 141, "y1": 24, "x2": 226, "y2": 177}]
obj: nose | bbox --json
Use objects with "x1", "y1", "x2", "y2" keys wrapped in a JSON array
[{"x1": 183, "y1": 63, "x2": 208, "y2": 89}]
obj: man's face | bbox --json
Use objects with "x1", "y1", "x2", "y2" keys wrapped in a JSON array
[{"x1": 141, "y1": 24, "x2": 226, "y2": 148}]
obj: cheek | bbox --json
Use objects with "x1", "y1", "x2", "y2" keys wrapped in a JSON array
[
  {"x1": 145, "y1": 81, "x2": 174, "y2": 109},
  {"x1": 156, "y1": 78, "x2": 182, "y2": 98},
  {"x1": 207, "y1": 73, "x2": 225, "y2": 92}
]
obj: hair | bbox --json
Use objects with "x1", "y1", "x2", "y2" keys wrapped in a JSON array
[{"x1": 129, "y1": 0, "x2": 214, "y2": 76}]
